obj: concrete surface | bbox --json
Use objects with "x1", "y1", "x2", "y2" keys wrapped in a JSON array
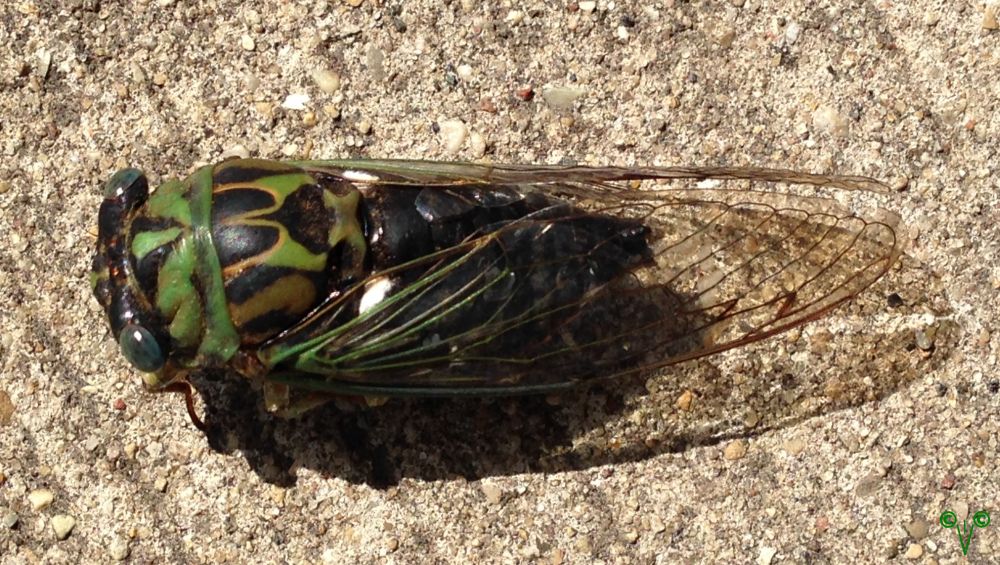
[{"x1": 0, "y1": 0, "x2": 998, "y2": 563}]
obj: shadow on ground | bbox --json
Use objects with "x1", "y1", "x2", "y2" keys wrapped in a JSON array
[{"x1": 194, "y1": 288, "x2": 958, "y2": 488}]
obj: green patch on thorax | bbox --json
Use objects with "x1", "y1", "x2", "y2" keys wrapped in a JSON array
[{"x1": 189, "y1": 165, "x2": 241, "y2": 364}]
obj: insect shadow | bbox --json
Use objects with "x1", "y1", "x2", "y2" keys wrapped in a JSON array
[{"x1": 196, "y1": 284, "x2": 947, "y2": 488}]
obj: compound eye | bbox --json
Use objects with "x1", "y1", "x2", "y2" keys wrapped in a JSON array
[
  {"x1": 118, "y1": 323, "x2": 165, "y2": 372},
  {"x1": 103, "y1": 168, "x2": 147, "y2": 199}
]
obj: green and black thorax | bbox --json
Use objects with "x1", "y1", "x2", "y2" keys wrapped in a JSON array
[{"x1": 91, "y1": 159, "x2": 372, "y2": 379}]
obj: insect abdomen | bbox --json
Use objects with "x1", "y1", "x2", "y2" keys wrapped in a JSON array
[{"x1": 210, "y1": 159, "x2": 365, "y2": 345}]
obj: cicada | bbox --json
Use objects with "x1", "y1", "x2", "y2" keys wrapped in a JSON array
[{"x1": 90, "y1": 158, "x2": 902, "y2": 428}]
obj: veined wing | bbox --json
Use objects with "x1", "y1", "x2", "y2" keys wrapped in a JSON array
[{"x1": 259, "y1": 163, "x2": 902, "y2": 397}]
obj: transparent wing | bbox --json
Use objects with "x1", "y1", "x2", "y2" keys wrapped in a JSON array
[{"x1": 260, "y1": 162, "x2": 902, "y2": 396}]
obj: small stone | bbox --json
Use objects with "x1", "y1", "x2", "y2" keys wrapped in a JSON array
[
  {"x1": 240, "y1": 34, "x2": 255, "y2": 51},
  {"x1": 675, "y1": 390, "x2": 694, "y2": 411},
  {"x1": 0, "y1": 389, "x2": 13, "y2": 425},
  {"x1": 903, "y1": 543, "x2": 923, "y2": 559},
  {"x1": 312, "y1": 69, "x2": 341, "y2": 94},
  {"x1": 109, "y1": 536, "x2": 131, "y2": 561},
  {"x1": 113, "y1": 398, "x2": 126, "y2": 411},
  {"x1": 623, "y1": 529, "x2": 639, "y2": 543},
  {"x1": 813, "y1": 106, "x2": 848, "y2": 137},
  {"x1": 385, "y1": 537, "x2": 399, "y2": 552},
  {"x1": 953, "y1": 501, "x2": 970, "y2": 521},
  {"x1": 717, "y1": 27, "x2": 736, "y2": 48},
  {"x1": 220, "y1": 144, "x2": 251, "y2": 161},
  {"x1": 478, "y1": 98, "x2": 497, "y2": 113},
  {"x1": 469, "y1": 131, "x2": 486, "y2": 158},
  {"x1": 365, "y1": 46, "x2": 386, "y2": 81},
  {"x1": 649, "y1": 515, "x2": 666, "y2": 534},
  {"x1": 481, "y1": 482, "x2": 502, "y2": 504},
  {"x1": 923, "y1": 12, "x2": 941, "y2": 26},
  {"x1": 438, "y1": 119, "x2": 467, "y2": 154},
  {"x1": 0, "y1": 180, "x2": 10, "y2": 194},
  {"x1": 28, "y1": 489, "x2": 54, "y2": 510},
  {"x1": 814, "y1": 515, "x2": 830, "y2": 531},
  {"x1": 515, "y1": 87, "x2": 534, "y2": 101},
  {"x1": 152, "y1": 72, "x2": 167, "y2": 86},
  {"x1": 281, "y1": 93, "x2": 310, "y2": 111},
  {"x1": 890, "y1": 175, "x2": 909, "y2": 191},
  {"x1": 542, "y1": 86, "x2": 586, "y2": 109},
  {"x1": 356, "y1": 119, "x2": 372, "y2": 135},
  {"x1": 723, "y1": 440, "x2": 747, "y2": 460},
  {"x1": 1, "y1": 507, "x2": 18, "y2": 529},
  {"x1": 578, "y1": 0, "x2": 596, "y2": 12},
  {"x1": 915, "y1": 329, "x2": 935, "y2": 351},
  {"x1": 758, "y1": 546, "x2": 777, "y2": 565},
  {"x1": 549, "y1": 548, "x2": 565, "y2": 565},
  {"x1": 855, "y1": 473, "x2": 881, "y2": 497},
  {"x1": 984, "y1": 5, "x2": 999, "y2": 30},
  {"x1": 784, "y1": 438, "x2": 806, "y2": 455},
  {"x1": 940, "y1": 474, "x2": 957, "y2": 489},
  {"x1": 51, "y1": 514, "x2": 76, "y2": 540},
  {"x1": 784, "y1": 21, "x2": 801, "y2": 44},
  {"x1": 154, "y1": 477, "x2": 168, "y2": 492},
  {"x1": 302, "y1": 112, "x2": 317, "y2": 127},
  {"x1": 456, "y1": 64, "x2": 473, "y2": 81},
  {"x1": 905, "y1": 518, "x2": 929, "y2": 539},
  {"x1": 344, "y1": 0, "x2": 363, "y2": 6}
]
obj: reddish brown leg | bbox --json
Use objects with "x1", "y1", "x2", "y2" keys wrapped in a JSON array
[{"x1": 160, "y1": 380, "x2": 207, "y2": 431}]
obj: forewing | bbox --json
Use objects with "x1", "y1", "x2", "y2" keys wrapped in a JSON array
[{"x1": 262, "y1": 163, "x2": 902, "y2": 396}]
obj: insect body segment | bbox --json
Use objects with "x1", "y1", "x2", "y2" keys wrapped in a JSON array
[
  {"x1": 92, "y1": 159, "x2": 902, "y2": 422},
  {"x1": 93, "y1": 159, "x2": 367, "y2": 388},
  {"x1": 208, "y1": 160, "x2": 364, "y2": 345}
]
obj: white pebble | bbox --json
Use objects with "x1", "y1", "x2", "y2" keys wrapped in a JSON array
[
  {"x1": 281, "y1": 93, "x2": 310, "y2": 111},
  {"x1": 28, "y1": 489, "x2": 54, "y2": 510},
  {"x1": 438, "y1": 119, "x2": 468, "y2": 154},
  {"x1": 109, "y1": 536, "x2": 131, "y2": 561},
  {"x1": 579, "y1": 1, "x2": 597, "y2": 12},
  {"x1": 240, "y1": 34, "x2": 255, "y2": 51},
  {"x1": 469, "y1": 131, "x2": 487, "y2": 158},
  {"x1": 784, "y1": 21, "x2": 801, "y2": 44},
  {"x1": 812, "y1": 105, "x2": 848, "y2": 137},
  {"x1": 219, "y1": 144, "x2": 250, "y2": 161},
  {"x1": 456, "y1": 64, "x2": 473, "y2": 81},
  {"x1": 51, "y1": 515, "x2": 76, "y2": 540},
  {"x1": 312, "y1": 69, "x2": 341, "y2": 94},
  {"x1": 757, "y1": 546, "x2": 777, "y2": 565}
]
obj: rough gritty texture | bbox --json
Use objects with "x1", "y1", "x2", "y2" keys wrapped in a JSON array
[{"x1": 1, "y1": 1, "x2": 998, "y2": 563}]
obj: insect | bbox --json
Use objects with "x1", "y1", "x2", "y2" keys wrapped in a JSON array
[{"x1": 90, "y1": 158, "x2": 902, "y2": 429}]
